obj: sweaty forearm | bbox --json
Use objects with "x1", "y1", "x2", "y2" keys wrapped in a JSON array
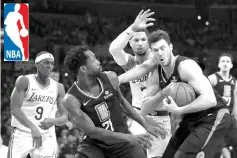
[
  {"x1": 51, "y1": 114, "x2": 68, "y2": 126},
  {"x1": 71, "y1": 111, "x2": 129, "y2": 143},
  {"x1": 109, "y1": 25, "x2": 133, "y2": 53},
  {"x1": 141, "y1": 92, "x2": 166, "y2": 116},
  {"x1": 90, "y1": 128, "x2": 129, "y2": 143},
  {"x1": 119, "y1": 66, "x2": 150, "y2": 84},
  {"x1": 180, "y1": 95, "x2": 216, "y2": 114},
  {"x1": 12, "y1": 107, "x2": 37, "y2": 130}
]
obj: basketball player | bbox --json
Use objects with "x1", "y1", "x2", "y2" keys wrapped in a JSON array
[
  {"x1": 8, "y1": 51, "x2": 68, "y2": 158},
  {"x1": 4, "y1": 4, "x2": 27, "y2": 61},
  {"x1": 118, "y1": 29, "x2": 231, "y2": 158},
  {"x1": 63, "y1": 45, "x2": 166, "y2": 158},
  {"x1": 208, "y1": 53, "x2": 237, "y2": 157},
  {"x1": 109, "y1": 9, "x2": 171, "y2": 158}
]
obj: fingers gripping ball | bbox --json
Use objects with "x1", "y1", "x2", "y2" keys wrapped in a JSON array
[
  {"x1": 167, "y1": 82, "x2": 196, "y2": 107},
  {"x1": 20, "y1": 28, "x2": 28, "y2": 37}
]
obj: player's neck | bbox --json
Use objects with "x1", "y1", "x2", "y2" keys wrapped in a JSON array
[
  {"x1": 163, "y1": 56, "x2": 176, "y2": 79},
  {"x1": 77, "y1": 74, "x2": 98, "y2": 90},
  {"x1": 35, "y1": 74, "x2": 50, "y2": 86},
  {"x1": 218, "y1": 71, "x2": 230, "y2": 80},
  {"x1": 135, "y1": 53, "x2": 149, "y2": 64}
]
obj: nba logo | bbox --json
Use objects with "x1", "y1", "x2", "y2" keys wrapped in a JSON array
[{"x1": 4, "y1": 3, "x2": 29, "y2": 61}]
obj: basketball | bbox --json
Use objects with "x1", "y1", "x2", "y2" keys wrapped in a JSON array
[
  {"x1": 167, "y1": 82, "x2": 196, "y2": 107},
  {"x1": 20, "y1": 28, "x2": 28, "y2": 37}
]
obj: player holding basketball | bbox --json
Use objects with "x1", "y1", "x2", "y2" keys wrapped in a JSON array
[
  {"x1": 119, "y1": 29, "x2": 231, "y2": 158},
  {"x1": 8, "y1": 51, "x2": 68, "y2": 158},
  {"x1": 208, "y1": 53, "x2": 237, "y2": 158},
  {"x1": 109, "y1": 9, "x2": 171, "y2": 158},
  {"x1": 63, "y1": 45, "x2": 166, "y2": 158}
]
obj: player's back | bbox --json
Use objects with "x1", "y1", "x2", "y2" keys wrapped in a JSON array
[
  {"x1": 11, "y1": 74, "x2": 58, "y2": 133},
  {"x1": 67, "y1": 72, "x2": 128, "y2": 137},
  {"x1": 122, "y1": 55, "x2": 149, "y2": 108},
  {"x1": 213, "y1": 72, "x2": 236, "y2": 112}
]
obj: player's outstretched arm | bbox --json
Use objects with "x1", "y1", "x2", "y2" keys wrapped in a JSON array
[
  {"x1": 208, "y1": 74, "x2": 218, "y2": 87},
  {"x1": 119, "y1": 56, "x2": 157, "y2": 84},
  {"x1": 109, "y1": 9, "x2": 155, "y2": 66},
  {"x1": 176, "y1": 60, "x2": 217, "y2": 114},
  {"x1": 141, "y1": 70, "x2": 164, "y2": 116},
  {"x1": 233, "y1": 82, "x2": 237, "y2": 121}
]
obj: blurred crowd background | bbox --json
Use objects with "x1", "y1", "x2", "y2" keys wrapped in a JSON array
[{"x1": 1, "y1": 0, "x2": 237, "y2": 157}]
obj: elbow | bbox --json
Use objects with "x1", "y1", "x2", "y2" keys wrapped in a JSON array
[
  {"x1": 61, "y1": 114, "x2": 69, "y2": 124},
  {"x1": 207, "y1": 96, "x2": 217, "y2": 108},
  {"x1": 109, "y1": 45, "x2": 117, "y2": 55},
  {"x1": 11, "y1": 106, "x2": 19, "y2": 116},
  {"x1": 86, "y1": 130, "x2": 98, "y2": 139}
]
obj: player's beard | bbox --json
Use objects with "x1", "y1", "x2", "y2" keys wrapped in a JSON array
[{"x1": 135, "y1": 49, "x2": 147, "y2": 56}]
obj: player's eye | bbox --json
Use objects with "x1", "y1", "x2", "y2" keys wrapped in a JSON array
[{"x1": 161, "y1": 46, "x2": 165, "y2": 50}]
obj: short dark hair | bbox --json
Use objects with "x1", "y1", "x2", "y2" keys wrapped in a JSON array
[
  {"x1": 148, "y1": 29, "x2": 171, "y2": 45},
  {"x1": 218, "y1": 53, "x2": 233, "y2": 63},
  {"x1": 64, "y1": 45, "x2": 89, "y2": 74}
]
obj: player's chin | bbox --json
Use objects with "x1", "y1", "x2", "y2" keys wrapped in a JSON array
[
  {"x1": 136, "y1": 51, "x2": 146, "y2": 56},
  {"x1": 95, "y1": 68, "x2": 102, "y2": 76}
]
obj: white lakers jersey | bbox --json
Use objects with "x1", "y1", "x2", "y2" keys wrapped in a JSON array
[
  {"x1": 122, "y1": 55, "x2": 149, "y2": 108},
  {"x1": 11, "y1": 74, "x2": 58, "y2": 133}
]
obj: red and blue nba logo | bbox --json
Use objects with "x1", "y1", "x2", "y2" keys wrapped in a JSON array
[{"x1": 4, "y1": 3, "x2": 29, "y2": 61}]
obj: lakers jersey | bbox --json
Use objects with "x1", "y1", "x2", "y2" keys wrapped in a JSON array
[
  {"x1": 122, "y1": 55, "x2": 149, "y2": 108},
  {"x1": 11, "y1": 74, "x2": 58, "y2": 133},
  {"x1": 214, "y1": 73, "x2": 236, "y2": 113},
  {"x1": 67, "y1": 72, "x2": 128, "y2": 139},
  {"x1": 158, "y1": 56, "x2": 227, "y2": 121}
]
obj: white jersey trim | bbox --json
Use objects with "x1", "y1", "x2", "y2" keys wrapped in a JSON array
[{"x1": 74, "y1": 78, "x2": 104, "y2": 99}]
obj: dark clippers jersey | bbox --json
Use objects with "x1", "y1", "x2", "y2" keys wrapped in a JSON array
[
  {"x1": 158, "y1": 56, "x2": 227, "y2": 121},
  {"x1": 214, "y1": 73, "x2": 236, "y2": 113},
  {"x1": 67, "y1": 72, "x2": 129, "y2": 140}
]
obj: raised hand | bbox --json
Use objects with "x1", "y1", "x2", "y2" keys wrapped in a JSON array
[{"x1": 131, "y1": 9, "x2": 155, "y2": 32}]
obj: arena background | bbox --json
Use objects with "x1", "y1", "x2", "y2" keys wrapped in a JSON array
[{"x1": 1, "y1": 0, "x2": 237, "y2": 157}]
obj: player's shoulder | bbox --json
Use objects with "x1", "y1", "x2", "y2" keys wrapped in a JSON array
[
  {"x1": 231, "y1": 75, "x2": 237, "y2": 81},
  {"x1": 56, "y1": 82, "x2": 65, "y2": 90},
  {"x1": 15, "y1": 75, "x2": 29, "y2": 86},
  {"x1": 104, "y1": 71, "x2": 118, "y2": 78},
  {"x1": 179, "y1": 59, "x2": 202, "y2": 72},
  {"x1": 63, "y1": 93, "x2": 79, "y2": 106},
  {"x1": 208, "y1": 73, "x2": 218, "y2": 79},
  {"x1": 103, "y1": 71, "x2": 119, "y2": 88}
]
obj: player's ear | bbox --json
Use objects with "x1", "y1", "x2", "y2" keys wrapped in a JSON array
[
  {"x1": 230, "y1": 62, "x2": 233, "y2": 69},
  {"x1": 169, "y1": 43, "x2": 173, "y2": 52},
  {"x1": 79, "y1": 66, "x2": 86, "y2": 73},
  {"x1": 218, "y1": 62, "x2": 221, "y2": 69}
]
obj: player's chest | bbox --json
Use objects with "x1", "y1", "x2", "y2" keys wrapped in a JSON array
[
  {"x1": 81, "y1": 86, "x2": 116, "y2": 107},
  {"x1": 26, "y1": 87, "x2": 57, "y2": 104}
]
